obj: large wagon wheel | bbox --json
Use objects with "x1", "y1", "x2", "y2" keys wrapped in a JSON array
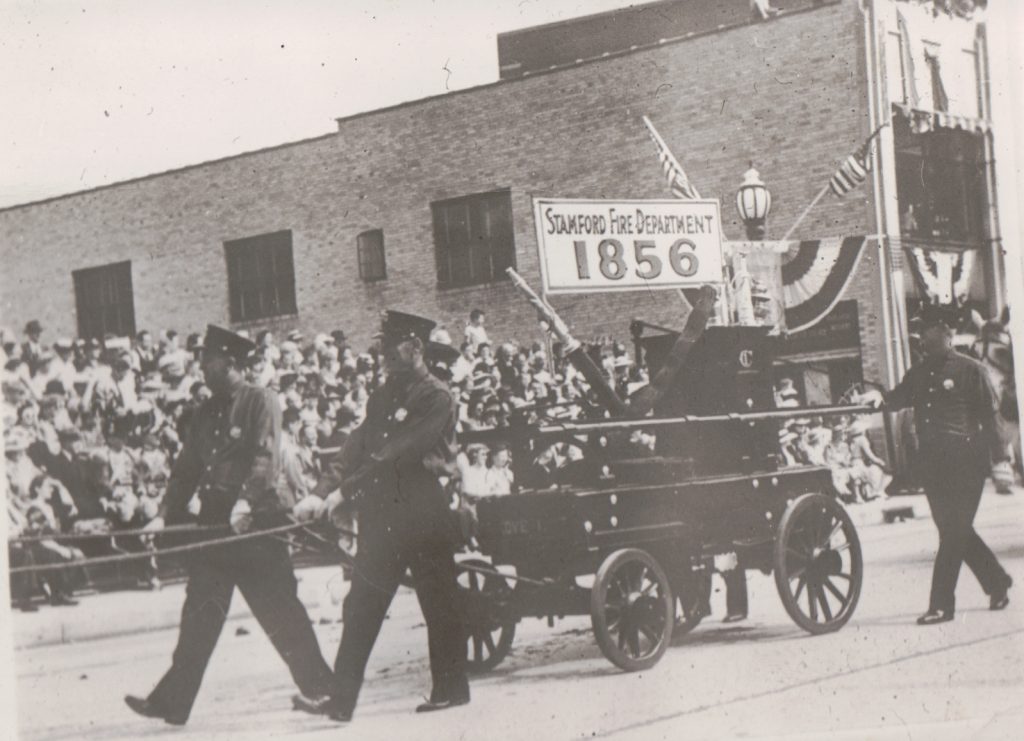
[
  {"x1": 457, "y1": 559, "x2": 516, "y2": 673},
  {"x1": 673, "y1": 572, "x2": 707, "y2": 637},
  {"x1": 591, "y1": 549, "x2": 674, "y2": 672},
  {"x1": 774, "y1": 493, "x2": 862, "y2": 634}
]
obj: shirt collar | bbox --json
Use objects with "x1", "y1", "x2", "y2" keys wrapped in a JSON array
[
  {"x1": 213, "y1": 375, "x2": 245, "y2": 403},
  {"x1": 389, "y1": 364, "x2": 429, "y2": 391}
]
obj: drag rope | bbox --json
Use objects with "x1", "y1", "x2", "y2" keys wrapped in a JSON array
[
  {"x1": 8, "y1": 521, "x2": 309, "y2": 574},
  {"x1": 11, "y1": 517, "x2": 551, "y2": 587},
  {"x1": 9, "y1": 523, "x2": 224, "y2": 544}
]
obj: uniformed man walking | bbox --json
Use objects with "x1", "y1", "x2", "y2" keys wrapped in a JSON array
[
  {"x1": 293, "y1": 310, "x2": 468, "y2": 723},
  {"x1": 124, "y1": 325, "x2": 333, "y2": 725},
  {"x1": 859, "y1": 309, "x2": 1013, "y2": 625}
]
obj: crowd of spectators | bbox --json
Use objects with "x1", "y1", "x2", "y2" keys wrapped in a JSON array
[
  {"x1": 777, "y1": 413, "x2": 892, "y2": 503},
  {"x1": 2, "y1": 311, "x2": 648, "y2": 607},
  {"x1": 4, "y1": 311, "x2": 888, "y2": 610}
]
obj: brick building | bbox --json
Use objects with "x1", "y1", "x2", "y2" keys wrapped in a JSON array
[{"x1": 0, "y1": 0, "x2": 1008, "y2": 403}]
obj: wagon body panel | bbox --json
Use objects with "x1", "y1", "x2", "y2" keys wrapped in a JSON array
[{"x1": 475, "y1": 465, "x2": 833, "y2": 577}]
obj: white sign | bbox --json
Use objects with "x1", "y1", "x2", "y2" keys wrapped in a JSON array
[{"x1": 533, "y1": 198, "x2": 724, "y2": 294}]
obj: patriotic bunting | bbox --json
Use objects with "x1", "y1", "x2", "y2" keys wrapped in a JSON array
[
  {"x1": 781, "y1": 236, "x2": 869, "y2": 333},
  {"x1": 905, "y1": 247, "x2": 975, "y2": 304}
]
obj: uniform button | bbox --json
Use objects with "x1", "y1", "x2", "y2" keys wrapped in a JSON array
[{"x1": 926, "y1": 403, "x2": 931, "y2": 408}]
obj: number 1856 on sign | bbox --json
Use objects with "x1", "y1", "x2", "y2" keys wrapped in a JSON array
[{"x1": 572, "y1": 238, "x2": 701, "y2": 282}]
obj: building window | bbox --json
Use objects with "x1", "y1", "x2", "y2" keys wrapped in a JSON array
[
  {"x1": 72, "y1": 261, "x2": 136, "y2": 339},
  {"x1": 357, "y1": 229, "x2": 387, "y2": 281},
  {"x1": 432, "y1": 190, "x2": 515, "y2": 288},
  {"x1": 895, "y1": 118, "x2": 986, "y2": 247},
  {"x1": 224, "y1": 230, "x2": 298, "y2": 322}
]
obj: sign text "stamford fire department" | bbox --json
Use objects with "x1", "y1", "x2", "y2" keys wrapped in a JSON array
[
  {"x1": 544, "y1": 208, "x2": 716, "y2": 237},
  {"x1": 533, "y1": 198, "x2": 724, "y2": 295}
]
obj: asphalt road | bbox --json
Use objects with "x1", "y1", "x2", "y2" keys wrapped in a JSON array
[{"x1": 13, "y1": 492, "x2": 1024, "y2": 741}]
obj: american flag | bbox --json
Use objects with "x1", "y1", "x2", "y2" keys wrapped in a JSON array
[
  {"x1": 828, "y1": 138, "x2": 873, "y2": 198},
  {"x1": 643, "y1": 116, "x2": 701, "y2": 200}
]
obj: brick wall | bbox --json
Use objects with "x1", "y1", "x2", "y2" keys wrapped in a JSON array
[{"x1": 0, "y1": 1, "x2": 885, "y2": 376}]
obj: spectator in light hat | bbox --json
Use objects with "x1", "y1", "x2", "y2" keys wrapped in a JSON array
[
  {"x1": 774, "y1": 377, "x2": 800, "y2": 408},
  {"x1": 22, "y1": 319, "x2": 45, "y2": 374},
  {"x1": 464, "y1": 308, "x2": 489, "y2": 353}
]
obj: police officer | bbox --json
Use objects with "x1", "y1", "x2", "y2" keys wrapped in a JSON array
[
  {"x1": 859, "y1": 309, "x2": 1013, "y2": 625},
  {"x1": 124, "y1": 325, "x2": 333, "y2": 725},
  {"x1": 293, "y1": 310, "x2": 468, "y2": 723}
]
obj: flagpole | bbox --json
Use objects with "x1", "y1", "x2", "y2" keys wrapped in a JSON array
[
  {"x1": 779, "y1": 120, "x2": 891, "y2": 243},
  {"x1": 779, "y1": 183, "x2": 831, "y2": 242},
  {"x1": 642, "y1": 115, "x2": 709, "y2": 314},
  {"x1": 641, "y1": 116, "x2": 672, "y2": 161}
]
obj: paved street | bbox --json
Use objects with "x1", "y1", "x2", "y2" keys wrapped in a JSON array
[{"x1": 13, "y1": 491, "x2": 1024, "y2": 741}]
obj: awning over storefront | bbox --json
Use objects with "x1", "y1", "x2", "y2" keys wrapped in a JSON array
[{"x1": 893, "y1": 103, "x2": 991, "y2": 135}]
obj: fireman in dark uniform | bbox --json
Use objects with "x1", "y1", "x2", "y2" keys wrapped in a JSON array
[
  {"x1": 124, "y1": 325, "x2": 333, "y2": 725},
  {"x1": 293, "y1": 310, "x2": 468, "y2": 723},
  {"x1": 859, "y1": 309, "x2": 1013, "y2": 625}
]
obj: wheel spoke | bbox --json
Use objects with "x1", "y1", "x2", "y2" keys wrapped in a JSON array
[
  {"x1": 832, "y1": 542, "x2": 851, "y2": 554},
  {"x1": 816, "y1": 584, "x2": 834, "y2": 622},
  {"x1": 788, "y1": 563, "x2": 807, "y2": 581},
  {"x1": 793, "y1": 574, "x2": 807, "y2": 602},
  {"x1": 640, "y1": 577, "x2": 661, "y2": 597},
  {"x1": 473, "y1": 635, "x2": 483, "y2": 662},
  {"x1": 823, "y1": 577, "x2": 849, "y2": 606},
  {"x1": 627, "y1": 626, "x2": 641, "y2": 658},
  {"x1": 632, "y1": 565, "x2": 647, "y2": 594},
  {"x1": 639, "y1": 623, "x2": 660, "y2": 647},
  {"x1": 806, "y1": 581, "x2": 818, "y2": 621},
  {"x1": 822, "y1": 518, "x2": 843, "y2": 549},
  {"x1": 483, "y1": 631, "x2": 496, "y2": 654},
  {"x1": 831, "y1": 572, "x2": 852, "y2": 581}
]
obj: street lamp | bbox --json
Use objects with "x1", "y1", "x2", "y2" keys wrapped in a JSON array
[{"x1": 736, "y1": 165, "x2": 772, "y2": 240}]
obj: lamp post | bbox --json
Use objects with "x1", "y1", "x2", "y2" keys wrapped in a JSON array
[
  {"x1": 732, "y1": 165, "x2": 773, "y2": 325},
  {"x1": 736, "y1": 165, "x2": 772, "y2": 240}
]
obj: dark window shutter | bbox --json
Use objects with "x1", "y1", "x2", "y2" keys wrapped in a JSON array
[
  {"x1": 357, "y1": 230, "x2": 387, "y2": 281},
  {"x1": 223, "y1": 230, "x2": 297, "y2": 322},
  {"x1": 431, "y1": 190, "x2": 515, "y2": 288},
  {"x1": 72, "y1": 261, "x2": 136, "y2": 339}
]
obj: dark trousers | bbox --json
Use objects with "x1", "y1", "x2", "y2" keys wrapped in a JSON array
[
  {"x1": 922, "y1": 451, "x2": 1009, "y2": 613},
  {"x1": 147, "y1": 536, "x2": 332, "y2": 722},
  {"x1": 700, "y1": 569, "x2": 748, "y2": 616},
  {"x1": 332, "y1": 519, "x2": 468, "y2": 715},
  {"x1": 8, "y1": 543, "x2": 79, "y2": 602}
]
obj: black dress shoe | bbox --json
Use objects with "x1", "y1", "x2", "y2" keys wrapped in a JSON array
[
  {"x1": 415, "y1": 695, "x2": 470, "y2": 713},
  {"x1": 722, "y1": 612, "x2": 747, "y2": 624},
  {"x1": 124, "y1": 695, "x2": 186, "y2": 726},
  {"x1": 292, "y1": 694, "x2": 352, "y2": 722},
  {"x1": 990, "y1": 576, "x2": 1012, "y2": 611},
  {"x1": 916, "y1": 609, "x2": 954, "y2": 625},
  {"x1": 292, "y1": 693, "x2": 332, "y2": 714}
]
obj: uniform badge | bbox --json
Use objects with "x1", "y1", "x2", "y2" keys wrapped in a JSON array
[
  {"x1": 393, "y1": 407, "x2": 408, "y2": 422},
  {"x1": 230, "y1": 426, "x2": 242, "y2": 439},
  {"x1": 943, "y1": 379, "x2": 954, "y2": 390}
]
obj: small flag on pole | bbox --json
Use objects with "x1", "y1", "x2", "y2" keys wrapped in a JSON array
[
  {"x1": 827, "y1": 138, "x2": 873, "y2": 198},
  {"x1": 642, "y1": 116, "x2": 701, "y2": 200}
]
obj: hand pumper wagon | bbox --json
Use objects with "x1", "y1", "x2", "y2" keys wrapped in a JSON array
[{"x1": 453, "y1": 272, "x2": 866, "y2": 672}]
